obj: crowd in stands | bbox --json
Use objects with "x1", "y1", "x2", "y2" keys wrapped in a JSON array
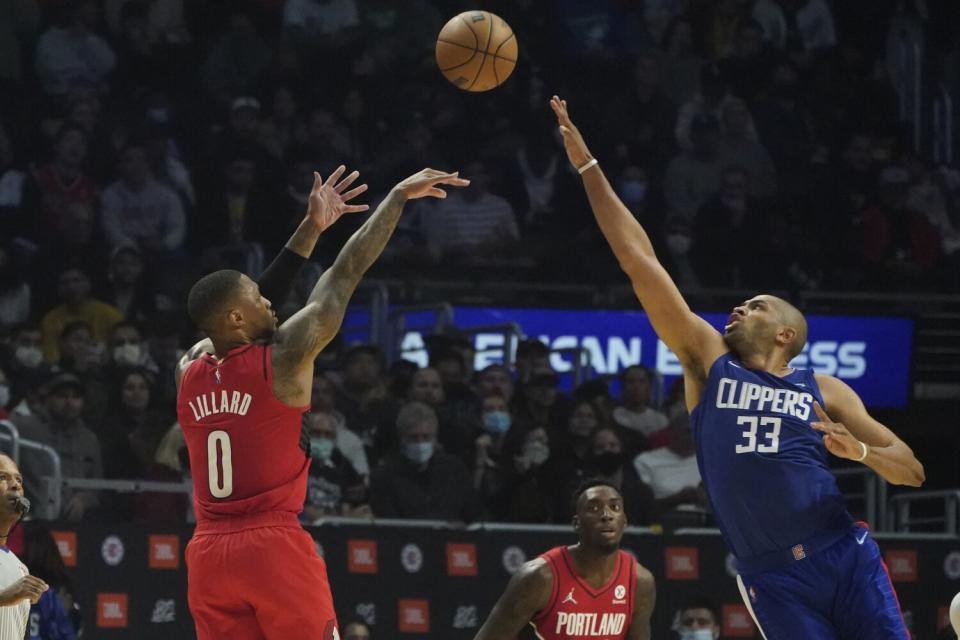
[{"x1": 0, "y1": 0, "x2": 957, "y2": 525}]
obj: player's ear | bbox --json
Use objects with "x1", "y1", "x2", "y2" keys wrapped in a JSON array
[
  {"x1": 777, "y1": 326, "x2": 796, "y2": 348},
  {"x1": 226, "y1": 308, "x2": 244, "y2": 328}
]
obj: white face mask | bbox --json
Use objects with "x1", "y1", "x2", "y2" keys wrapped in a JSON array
[
  {"x1": 14, "y1": 346, "x2": 43, "y2": 369},
  {"x1": 113, "y1": 344, "x2": 142, "y2": 366},
  {"x1": 679, "y1": 629, "x2": 716, "y2": 640},
  {"x1": 523, "y1": 441, "x2": 550, "y2": 466},
  {"x1": 0, "y1": 385, "x2": 9, "y2": 409}
]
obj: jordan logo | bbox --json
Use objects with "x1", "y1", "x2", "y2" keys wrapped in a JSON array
[{"x1": 562, "y1": 589, "x2": 577, "y2": 605}]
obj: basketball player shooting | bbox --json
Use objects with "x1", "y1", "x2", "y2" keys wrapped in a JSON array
[
  {"x1": 550, "y1": 95, "x2": 925, "y2": 639},
  {"x1": 175, "y1": 166, "x2": 468, "y2": 640},
  {"x1": 474, "y1": 480, "x2": 655, "y2": 640}
]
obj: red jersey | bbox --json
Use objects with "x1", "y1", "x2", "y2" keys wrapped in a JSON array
[
  {"x1": 525, "y1": 546, "x2": 636, "y2": 640},
  {"x1": 176, "y1": 343, "x2": 310, "y2": 525}
]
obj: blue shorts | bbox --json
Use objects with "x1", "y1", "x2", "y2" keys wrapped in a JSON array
[{"x1": 736, "y1": 524, "x2": 908, "y2": 640}]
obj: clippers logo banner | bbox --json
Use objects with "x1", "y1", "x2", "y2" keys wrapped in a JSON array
[
  {"x1": 51, "y1": 531, "x2": 77, "y2": 567},
  {"x1": 381, "y1": 306, "x2": 913, "y2": 408},
  {"x1": 348, "y1": 540, "x2": 378, "y2": 574},
  {"x1": 665, "y1": 547, "x2": 699, "y2": 580},
  {"x1": 97, "y1": 593, "x2": 129, "y2": 628},
  {"x1": 446, "y1": 543, "x2": 478, "y2": 577},
  {"x1": 148, "y1": 535, "x2": 180, "y2": 569},
  {"x1": 884, "y1": 550, "x2": 919, "y2": 582},
  {"x1": 398, "y1": 599, "x2": 430, "y2": 633},
  {"x1": 722, "y1": 604, "x2": 756, "y2": 637}
]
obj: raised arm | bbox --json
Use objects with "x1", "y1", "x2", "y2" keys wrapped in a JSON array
[
  {"x1": 473, "y1": 559, "x2": 553, "y2": 640},
  {"x1": 550, "y1": 96, "x2": 725, "y2": 372},
  {"x1": 812, "y1": 375, "x2": 925, "y2": 487},
  {"x1": 272, "y1": 168, "x2": 469, "y2": 371}
]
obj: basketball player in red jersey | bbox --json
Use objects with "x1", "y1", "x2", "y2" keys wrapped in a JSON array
[
  {"x1": 176, "y1": 165, "x2": 468, "y2": 640},
  {"x1": 474, "y1": 480, "x2": 656, "y2": 640}
]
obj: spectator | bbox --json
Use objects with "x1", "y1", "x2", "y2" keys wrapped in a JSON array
[
  {"x1": 752, "y1": 0, "x2": 788, "y2": 50},
  {"x1": 100, "y1": 245, "x2": 171, "y2": 324},
  {"x1": 548, "y1": 398, "x2": 604, "y2": 516},
  {"x1": 674, "y1": 595, "x2": 721, "y2": 640},
  {"x1": 476, "y1": 364, "x2": 514, "y2": 404},
  {"x1": 514, "y1": 367, "x2": 566, "y2": 432},
  {"x1": 795, "y1": 0, "x2": 837, "y2": 52},
  {"x1": 664, "y1": 113, "x2": 725, "y2": 220},
  {"x1": 259, "y1": 85, "x2": 308, "y2": 159},
  {"x1": 100, "y1": 142, "x2": 186, "y2": 254},
  {"x1": 718, "y1": 97, "x2": 777, "y2": 198},
  {"x1": 100, "y1": 367, "x2": 168, "y2": 480},
  {"x1": 302, "y1": 411, "x2": 368, "y2": 521},
  {"x1": 40, "y1": 267, "x2": 121, "y2": 363},
  {"x1": 718, "y1": 18, "x2": 775, "y2": 105},
  {"x1": 6, "y1": 325, "x2": 50, "y2": 415},
  {"x1": 582, "y1": 426, "x2": 657, "y2": 525},
  {"x1": 486, "y1": 425, "x2": 556, "y2": 523},
  {"x1": 660, "y1": 17, "x2": 704, "y2": 108},
  {"x1": 310, "y1": 372, "x2": 368, "y2": 477},
  {"x1": 408, "y1": 365, "x2": 479, "y2": 461},
  {"x1": 135, "y1": 422, "x2": 190, "y2": 523},
  {"x1": 473, "y1": 392, "x2": 515, "y2": 491},
  {"x1": 632, "y1": 410, "x2": 708, "y2": 518},
  {"x1": 334, "y1": 344, "x2": 384, "y2": 443},
  {"x1": 142, "y1": 122, "x2": 195, "y2": 208},
  {"x1": 198, "y1": 13, "x2": 271, "y2": 105},
  {"x1": 612, "y1": 365, "x2": 669, "y2": 452},
  {"x1": 514, "y1": 339, "x2": 552, "y2": 386},
  {"x1": 15, "y1": 373, "x2": 102, "y2": 521},
  {"x1": 105, "y1": 321, "x2": 157, "y2": 373},
  {"x1": 0, "y1": 0, "x2": 41, "y2": 88},
  {"x1": 369, "y1": 402, "x2": 478, "y2": 521},
  {"x1": 283, "y1": 0, "x2": 360, "y2": 47},
  {"x1": 0, "y1": 363, "x2": 10, "y2": 421},
  {"x1": 34, "y1": 0, "x2": 116, "y2": 96},
  {"x1": 423, "y1": 161, "x2": 520, "y2": 264},
  {"x1": 0, "y1": 243, "x2": 30, "y2": 330}
]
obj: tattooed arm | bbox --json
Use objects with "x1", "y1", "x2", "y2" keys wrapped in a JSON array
[{"x1": 271, "y1": 168, "x2": 468, "y2": 405}]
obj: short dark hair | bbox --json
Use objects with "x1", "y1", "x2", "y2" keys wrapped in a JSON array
[
  {"x1": 680, "y1": 595, "x2": 720, "y2": 624},
  {"x1": 516, "y1": 338, "x2": 550, "y2": 359},
  {"x1": 571, "y1": 478, "x2": 622, "y2": 514},
  {"x1": 187, "y1": 270, "x2": 244, "y2": 331},
  {"x1": 59, "y1": 320, "x2": 91, "y2": 341},
  {"x1": 620, "y1": 364, "x2": 652, "y2": 382}
]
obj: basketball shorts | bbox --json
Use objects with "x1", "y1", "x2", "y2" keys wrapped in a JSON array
[
  {"x1": 736, "y1": 523, "x2": 908, "y2": 640},
  {"x1": 186, "y1": 515, "x2": 338, "y2": 640}
]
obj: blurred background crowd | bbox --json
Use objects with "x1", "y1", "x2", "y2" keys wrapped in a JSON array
[{"x1": 0, "y1": 0, "x2": 958, "y2": 529}]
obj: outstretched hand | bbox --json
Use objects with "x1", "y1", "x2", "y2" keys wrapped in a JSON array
[
  {"x1": 307, "y1": 165, "x2": 370, "y2": 232},
  {"x1": 549, "y1": 95, "x2": 594, "y2": 171},
  {"x1": 811, "y1": 401, "x2": 866, "y2": 462},
  {"x1": 393, "y1": 168, "x2": 470, "y2": 200}
]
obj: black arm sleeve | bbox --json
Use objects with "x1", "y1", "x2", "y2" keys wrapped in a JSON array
[{"x1": 256, "y1": 247, "x2": 308, "y2": 306}]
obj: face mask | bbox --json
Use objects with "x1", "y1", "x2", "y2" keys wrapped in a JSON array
[
  {"x1": 113, "y1": 344, "x2": 142, "y2": 366},
  {"x1": 591, "y1": 452, "x2": 623, "y2": 474},
  {"x1": 0, "y1": 385, "x2": 9, "y2": 409},
  {"x1": 665, "y1": 233, "x2": 692, "y2": 255},
  {"x1": 523, "y1": 441, "x2": 550, "y2": 466},
  {"x1": 679, "y1": 630, "x2": 716, "y2": 640},
  {"x1": 310, "y1": 437, "x2": 335, "y2": 461},
  {"x1": 482, "y1": 411, "x2": 511, "y2": 434},
  {"x1": 14, "y1": 346, "x2": 43, "y2": 369},
  {"x1": 404, "y1": 441, "x2": 434, "y2": 465},
  {"x1": 618, "y1": 180, "x2": 647, "y2": 205}
]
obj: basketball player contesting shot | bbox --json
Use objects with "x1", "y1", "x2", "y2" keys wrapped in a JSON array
[
  {"x1": 0, "y1": 455, "x2": 46, "y2": 640},
  {"x1": 549, "y1": 95, "x2": 926, "y2": 639},
  {"x1": 175, "y1": 166, "x2": 468, "y2": 640},
  {"x1": 474, "y1": 480, "x2": 655, "y2": 640}
]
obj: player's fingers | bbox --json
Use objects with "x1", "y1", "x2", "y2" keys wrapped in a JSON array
[
  {"x1": 340, "y1": 184, "x2": 368, "y2": 201},
  {"x1": 428, "y1": 187, "x2": 447, "y2": 198},
  {"x1": 324, "y1": 165, "x2": 346, "y2": 187},
  {"x1": 343, "y1": 204, "x2": 370, "y2": 213},
  {"x1": 812, "y1": 401, "x2": 829, "y2": 422},
  {"x1": 312, "y1": 172, "x2": 322, "y2": 191},
  {"x1": 439, "y1": 177, "x2": 470, "y2": 186},
  {"x1": 334, "y1": 170, "x2": 360, "y2": 193}
]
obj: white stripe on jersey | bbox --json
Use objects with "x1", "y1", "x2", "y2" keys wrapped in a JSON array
[
  {"x1": 0, "y1": 547, "x2": 30, "y2": 640},
  {"x1": 737, "y1": 574, "x2": 769, "y2": 640}
]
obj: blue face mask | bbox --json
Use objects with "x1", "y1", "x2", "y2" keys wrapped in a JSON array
[
  {"x1": 404, "y1": 441, "x2": 434, "y2": 465},
  {"x1": 482, "y1": 411, "x2": 511, "y2": 434},
  {"x1": 310, "y1": 437, "x2": 335, "y2": 461},
  {"x1": 679, "y1": 630, "x2": 715, "y2": 640}
]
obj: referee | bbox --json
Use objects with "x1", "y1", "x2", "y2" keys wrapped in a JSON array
[{"x1": 0, "y1": 455, "x2": 47, "y2": 639}]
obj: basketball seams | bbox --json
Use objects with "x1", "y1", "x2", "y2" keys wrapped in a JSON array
[
  {"x1": 492, "y1": 29, "x2": 516, "y2": 61},
  {"x1": 436, "y1": 41, "x2": 478, "y2": 73},
  {"x1": 467, "y1": 12, "x2": 495, "y2": 91},
  {"x1": 437, "y1": 11, "x2": 516, "y2": 91}
]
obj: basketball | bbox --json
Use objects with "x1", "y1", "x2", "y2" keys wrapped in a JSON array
[{"x1": 436, "y1": 11, "x2": 517, "y2": 92}]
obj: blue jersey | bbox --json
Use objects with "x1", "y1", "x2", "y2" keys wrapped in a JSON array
[{"x1": 691, "y1": 352, "x2": 853, "y2": 565}]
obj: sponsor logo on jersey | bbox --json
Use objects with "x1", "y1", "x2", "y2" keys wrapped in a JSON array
[
  {"x1": 715, "y1": 378, "x2": 814, "y2": 420},
  {"x1": 613, "y1": 584, "x2": 627, "y2": 604},
  {"x1": 446, "y1": 543, "x2": 478, "y2": 576},
  {"x1": 792, "y1": 544, "x2": 806, "y2": 561},
  {"x1": 97, "y1": 593, "x2": 128, "y2": 628},
  {"x1": 348, "y1": 540, "x2": 378, "y2": 574},
  {"x1": 722, "y1": 604, "x2": 755, "y2": 637},
  {"x1": 52, "y1": 531, "x2": 77, "y2": 567},
  {"x1": 101, "y1": 535, "x2": 125, "y2": 567},
  {"x1": 151, "y1": 599, "x2": 175, "y2": 623},
  {"x1": 562, "y1": 588, "x2": 578, "y2": 605},
  {"x1": 554, "y1": 612, "x2": 626, "y2": 636},
  {"x1": 401, "y1": 544, "x2": 423, "y2": 573},
  {"x1": 398, "y1": 599, "x2": 430, "y2": 633},
  {"x1": 148, "y1": 535, "x2": 180, "y2": 569},
  {"x1": 502, "y1": 546, "x2": 526, "y2": 574},
  {"x1": 884, "y1": 550, "x2": 918, "y2": 582},
  {"x1": 186, "y1": 390, "x2": 253, "y2": 421},
  {"x1": 665, "y1": 547, "x2": 699, "y2": 580}
]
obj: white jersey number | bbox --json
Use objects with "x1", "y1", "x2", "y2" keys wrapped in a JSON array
[
  {"x1": 207, "y1": 430, "x2": 233, "y2": 498},
  {"x1": 735, "y1": 416, "x2": 781, "y2": 454}
]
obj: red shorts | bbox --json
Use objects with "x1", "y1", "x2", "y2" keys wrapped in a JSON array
[{"x1": 186, "y1": 513, "x2": 338, "y2": 640}]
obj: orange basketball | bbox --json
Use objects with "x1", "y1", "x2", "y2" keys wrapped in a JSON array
[{"x1": 436, "y1": 11, "x2": 518, "y2": 92}]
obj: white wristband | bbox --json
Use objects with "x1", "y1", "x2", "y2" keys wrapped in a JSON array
[
  {"x1": 577, "y1": 158, "x2": 599, "y2": 175},
  {"x1": 855, "y1": 440, "x2": 869, "y2": 462}
]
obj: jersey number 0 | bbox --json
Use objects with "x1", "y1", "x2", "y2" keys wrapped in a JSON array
[{"x1": 207, "y1": 430, "x2": 233, "y2": 498}]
